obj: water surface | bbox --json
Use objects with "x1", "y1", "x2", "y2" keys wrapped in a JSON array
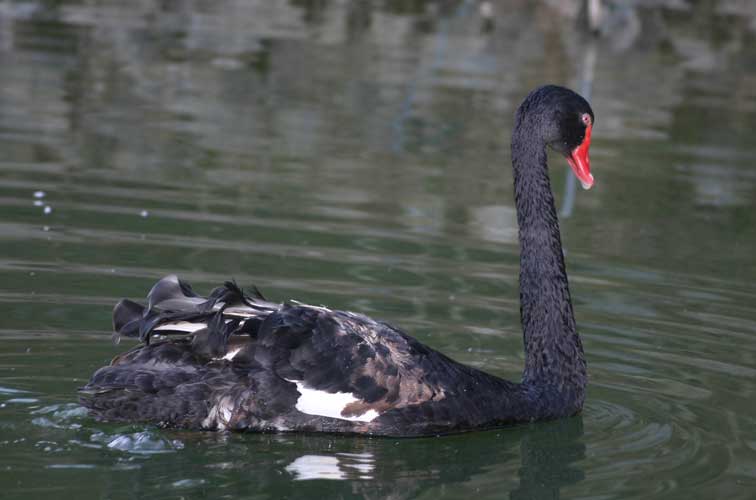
[{"x1": 1, "y1": 1, "x2": 756, "y2": 498}]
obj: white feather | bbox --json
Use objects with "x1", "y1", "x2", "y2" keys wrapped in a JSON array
[
  {"x1": 154, "y1": 318, "x2": 240, "y2": 334},
  {"x1": 154, "y1": 321, "x2": 207, "y2": 333},
  {"x1": 221, "y1": 348, "x2": 241, "y2": 361},
  {"x1": 288, "y1": 380, "x2": 379, "y2": 422}
]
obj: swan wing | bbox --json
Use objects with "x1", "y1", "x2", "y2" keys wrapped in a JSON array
[{"x1": 82, "y1": 276, "x2": 466, "y2": 434}]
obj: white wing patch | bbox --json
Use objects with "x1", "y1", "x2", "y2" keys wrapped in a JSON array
[
  {"x1": 154, "y1": 321, "x2": 207, "y2": 333},
  {"x1": 288, "y1": 380, "x2": 379, "y2": 422},
  {"x1": 154, "y1": 319, "x2": 240, "y2": 334},
  {"x1": 221, "y1": 348, "x2": 241, "y2": 361}
]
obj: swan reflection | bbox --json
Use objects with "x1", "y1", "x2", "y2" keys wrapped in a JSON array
[
  {"x1": 285, "y1": 452, "x2": 375, "y2": 481},
  {"x1": 283, "y1": 418, "x2": 584, "y2": 499}
]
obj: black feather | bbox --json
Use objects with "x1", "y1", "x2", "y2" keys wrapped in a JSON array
[
  {"x1": 112, "y1": 299, "x2": 145, "y2": 339},
  {"x1": 82, "y1": 86, "x2": 593, "y2": 436}
]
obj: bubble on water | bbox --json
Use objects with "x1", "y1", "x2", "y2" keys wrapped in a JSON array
[
  {"x1": 140, "y1": 210, "x2": 149, "y2": 218},
  {"x1": 43, "y1": 205, "x2": 52, "y2": 215},
  {"x1": 67, "y1": 439, "x2": 103, "y2": 450},
  {"x1": 35, "y1": 439, "x2": 65, "y2": 453},
  {"x1": 33, "y1": 200, "x2": 44, "y2": 206},
  {"x1": 30, "y1": 404, "x2": 88, "y2": 430},
  {"x1": 31, "y1": 417, "x2": 80, "y2": 430},
  {"x1": 32, "y1": 403, "x2": 89, "y2": 419},
  {"x1": 105, "y1": 431, "x2": 184, "y2": 454},
  {"x1": 33, "y1": 191, "x2": 45, "y2": 199}
]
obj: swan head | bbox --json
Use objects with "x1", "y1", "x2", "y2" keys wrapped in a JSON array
[
  {"x1": 559, "y1": 109, "x2": 594, "y2": 190},
  {"x1": 518, "y1": 85, "x2": 596, "y2": 190}
]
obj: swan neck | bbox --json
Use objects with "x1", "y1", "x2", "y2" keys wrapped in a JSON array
[{"x1": 511, "y1": 127, "x2": 586, "y2": 407}]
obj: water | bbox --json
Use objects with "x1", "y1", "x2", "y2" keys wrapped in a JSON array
[{"x1": 1, "y1": 0, "x2": 756, "y2": 498}]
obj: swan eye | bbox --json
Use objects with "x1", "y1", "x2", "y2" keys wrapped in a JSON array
[{"x1": 581, "y1": 113, "x2": 591, "y2": 126}]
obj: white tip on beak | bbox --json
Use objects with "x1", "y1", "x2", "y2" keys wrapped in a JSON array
[{"x1": 580, "y1": 174, "x2": 594, "y2": 190}]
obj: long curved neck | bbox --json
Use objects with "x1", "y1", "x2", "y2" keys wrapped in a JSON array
[{"x1": 511, "y1": 123, "x2": 586, "y2": 405}]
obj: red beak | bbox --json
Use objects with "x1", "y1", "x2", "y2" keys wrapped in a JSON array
[{"x1": 566, "y1": 123, "x2": 594, "y2": 190}]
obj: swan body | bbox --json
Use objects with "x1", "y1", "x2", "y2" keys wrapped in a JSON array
[{"x1": 80, "y1": 85, "x2": 595, "y2": 437}]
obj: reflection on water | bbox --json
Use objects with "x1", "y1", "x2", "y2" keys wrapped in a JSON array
[
  {"x1": 8, "y1": 396, "x2": 588, "y2": 498},
  {"x1": 286, "y1": 452, "x2": 376, "y2": 480},
  {"x1": 1, "y1": 0, "x2": 756, "y2": 499},
  {"x1": 282, "y1": 418, "x2": 585, "y2": 498},
  {"x1": 512, "y1": 419, "x2": 585, "y2": 500}
]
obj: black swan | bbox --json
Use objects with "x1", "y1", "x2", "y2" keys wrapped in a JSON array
[{"x1": 80, "y1": 85, "x2": 594, "y2": 437}]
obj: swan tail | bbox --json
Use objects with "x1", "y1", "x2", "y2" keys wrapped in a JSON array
[
  {"x1": 111, "y1": 275, "x2": 279, "y2": 355},
  {"x1": 78, "y1": 340, "x2": 216, "y2": 428}
]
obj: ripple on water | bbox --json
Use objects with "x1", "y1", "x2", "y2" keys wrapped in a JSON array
[
  {"x1": 582, "y1": 395, "x2": 731, "y2": 497},
  {"x1": 171, "y1": 478, "x2": 207, "y2": 489},
  {"x1": 0, "y1": 385, "x2": 30, "y2": 395}
]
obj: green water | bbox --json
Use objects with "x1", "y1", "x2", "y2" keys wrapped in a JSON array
[{"x1": 1, "y1": 0, "x2": 756, "y2": 498}]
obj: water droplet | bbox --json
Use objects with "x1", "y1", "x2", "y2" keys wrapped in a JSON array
[
  {"x1": 140, "y1": 210, "x2": 149, "y2": 218},
  {"x1": 43, "y1": 206, "x2": 52, "y2": 215},
  {"x1": 33, "y1": 191, "x2": 45, "y2": 199}
]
